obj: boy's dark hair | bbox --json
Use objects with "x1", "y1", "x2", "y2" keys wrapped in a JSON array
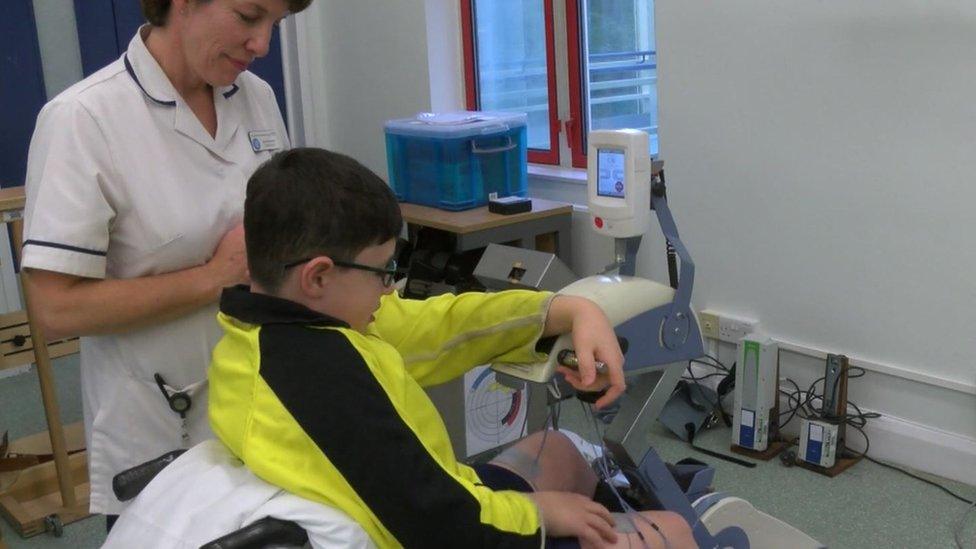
[{"x1": 245, "y1": 148, "x2": 402, "y2": 293}]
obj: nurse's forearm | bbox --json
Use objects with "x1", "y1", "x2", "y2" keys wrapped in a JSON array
[{"x1": 24, "y1": 265, "x2": 229, "y2": 340}]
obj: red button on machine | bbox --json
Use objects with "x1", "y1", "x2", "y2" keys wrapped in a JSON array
[{"x1": 594, "y1": 217, "x2": 604, "y2": 228}]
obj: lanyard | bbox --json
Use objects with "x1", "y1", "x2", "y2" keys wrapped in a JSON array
[{"x1": 154, "y1": 373, "x2": 193, "y2": 448}]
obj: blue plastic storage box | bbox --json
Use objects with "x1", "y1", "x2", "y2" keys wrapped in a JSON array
[{"x1": 385, "y1": 111, "x2": 528, "y2": 211}]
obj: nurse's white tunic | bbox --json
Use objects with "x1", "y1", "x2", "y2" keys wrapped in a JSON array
[{"x1": 22, "y1": 27, "x2": 289, "y2": 514}]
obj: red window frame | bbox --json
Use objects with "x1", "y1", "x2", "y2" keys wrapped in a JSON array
[
  {"x1": 460, "y1": 0, "x2": 561, "y2": 165},
  {"x1": 564, "y1": 0, "x2": 587, "y2": 169}
]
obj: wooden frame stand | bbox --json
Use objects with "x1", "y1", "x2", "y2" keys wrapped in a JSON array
[
  {"x1": 794, "y1": 453, "x2": 863, "y2": 477},
  {"x1": 793, "y1": 354, "x2": 863, "y2": 477},
  {"x1": 0, "y1": 188, "x2": 90, "y2": 537}
]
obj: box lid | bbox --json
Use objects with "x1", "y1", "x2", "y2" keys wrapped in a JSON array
[{"x1": 385, "y1": 111, "x2": 527, "y2": 138}]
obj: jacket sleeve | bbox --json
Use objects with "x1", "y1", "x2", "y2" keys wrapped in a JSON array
[
  {"x1": 366, "y1": 290, "x2": 555, "y2": 386},
  {"x1": 248, "y1": 326, "x2": 544, "y2": 548}
]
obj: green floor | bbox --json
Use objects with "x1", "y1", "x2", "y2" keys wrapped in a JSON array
[{"x1": 1, "y1": 357, "x2": 974, "y2": 548}]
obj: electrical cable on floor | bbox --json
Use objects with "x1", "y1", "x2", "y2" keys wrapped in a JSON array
[
  {"x1": 862, "y1": 454, "x2": 974, "y2": 506},
  {"x1": 683, "y1": 422, "x2": 756, "y2": 468},
  {"x1": 679, "y1": 362, "x2": 756, "y2": 467},
  {"x1": 955, "y1": 499, "x2": 976, "y2": 549},
  {"x1": 694, "y1": 355, "x2": 972, "y2": 546},
  {"x1": 779, "y1": 371, "x2": 975, "y2": 540}
]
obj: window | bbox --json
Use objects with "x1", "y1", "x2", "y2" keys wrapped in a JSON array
[{"x1": 461, "y1": 0, "x2": 658, "y2": 168}]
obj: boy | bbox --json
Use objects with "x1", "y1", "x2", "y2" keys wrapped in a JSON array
[{"x1": 208, "y1": 148, "x2": 695, "y2": 548}]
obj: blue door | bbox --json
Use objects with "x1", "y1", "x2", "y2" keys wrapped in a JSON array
[
  {"x1": 1, "y1": 2, "x2": 291, "y2": 190},
  {"x1": 0, "y1": 1, "x2": 48, "y2": 188}
]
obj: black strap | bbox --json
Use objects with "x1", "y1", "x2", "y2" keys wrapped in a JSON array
[
  {"x1": 200, "y1": 516, "x2": 308, "y2": 549},
  {"x1": 685, "y1": 423, "x2": 756, "y2": 468}
]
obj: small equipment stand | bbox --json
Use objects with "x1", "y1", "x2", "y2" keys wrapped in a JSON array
[
  {"x1": 729, "y1": 337, "x2": 792, "y2": 461},
  {"x1": 795, "y1": 354, "x2": 863, "y2": 477}
]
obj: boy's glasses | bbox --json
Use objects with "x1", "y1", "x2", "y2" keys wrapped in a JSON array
[{"x1": 284, "y1": 256, "x2": 398, "y2": 287}]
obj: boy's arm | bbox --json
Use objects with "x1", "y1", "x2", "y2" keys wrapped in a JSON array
[
  {"x1": 367, "y1": 290, "x2": 554, "y2": 386},
  {"x1": 541, "y1": 295, "x2": 626, "y2": 410},
  {"x1": 369, "y1": 291, "x2": 627, "y2": 408}
]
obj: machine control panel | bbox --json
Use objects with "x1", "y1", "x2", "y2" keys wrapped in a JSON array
[{"x1": 587, "y1": 129, "x2": 653, "y2": 238}]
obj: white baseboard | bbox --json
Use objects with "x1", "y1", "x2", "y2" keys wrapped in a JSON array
[
  {"x1": 850, "y1": 412, "x2": 976, "y2": 487},
  {"x1": 710, "y1": 335, "x2": 975, "y2": 487}
]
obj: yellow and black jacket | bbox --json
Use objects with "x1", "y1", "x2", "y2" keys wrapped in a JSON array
[{"x1": 209, "y1": 286, "x2": 555, "y2": 548}]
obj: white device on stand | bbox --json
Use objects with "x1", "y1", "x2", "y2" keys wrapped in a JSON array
[
  {"x1": 587, "y1": 129, "x2": 653, "y2": 240},
  {"x1": 493, "y1": 129, "x2": 704, "y2": 436},
  {"x1": 486, "y1": 130, "x2": 822, "y2": 549}
]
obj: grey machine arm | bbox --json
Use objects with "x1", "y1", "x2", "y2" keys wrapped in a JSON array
[{"x1": 490, "y1": 174, "x2": 705, "y2": 457}]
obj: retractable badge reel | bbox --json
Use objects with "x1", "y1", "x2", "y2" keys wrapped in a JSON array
[{"x1": 154, "y1": 373, "x2": 192, "y2": 448}]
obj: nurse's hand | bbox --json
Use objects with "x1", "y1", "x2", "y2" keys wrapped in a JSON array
[
  {"x1": 543, "y1": 295, "x2": 626, "y2": 410},
  {"x1": 207, "y1": 224, "x2": 249, "y2": 288}
]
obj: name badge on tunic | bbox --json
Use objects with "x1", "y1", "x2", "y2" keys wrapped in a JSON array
[{"x1": 248, "y1": 130, "x2": 282, "y2": 153}]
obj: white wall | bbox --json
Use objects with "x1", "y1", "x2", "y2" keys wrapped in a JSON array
[
  {"x1": 652, "y1": 0, "x2": 976, "y2": 482},
  {"x1": 31, "y1": 0, "x2": 83, "y2": 99},
  {"x1": 296, "y1": 0, "x2": 976, "y2": 484},
  {"x1": 657, "y1": 0, "x2": 976, "y2": 388},
  {"x1": 294, "y1": 0, "x2": 454, "y2": 178}
]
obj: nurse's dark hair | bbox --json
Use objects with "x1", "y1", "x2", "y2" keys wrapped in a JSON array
[
  {"x1": 141, "y1": 0, "x2": 313, "y2": 27},
  {"x1": 245, "y1": 148, "x2": 402, "y2": 293}
]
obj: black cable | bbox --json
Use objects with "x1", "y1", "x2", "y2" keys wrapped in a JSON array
[
  {"x1": 682, "y1": 362, "x2": 722, "y2": 411},
  {"x1": 689, "y1": 360, "x2": 728, "y2": 373},
  {"x1": 843, "y1": 424, "x2": 871, "y2": 461},
  {"x1": 684, "y1": 359, "x2": 737, "y2": 426},
  {"x1": 683, "y1": 423, "x2": 756, "y2": 468},
  {"x1": 778, "y1": 368, "x2": 976, "y2": 536},
  {"x1": 681, "y1": 372, "x2": 729, "y2": 382},
  {"x1": 804, "y1": 379, "x2": 973, "y2": 510},
  {"x1": 777, "y1": 376, "x2": 826, "y2": 430},
  {"x1": 698, "y1": 354, "x2": 729, "y2": 372},
  {"x1": 956, "y1": 500, "x2": 976, "y2": 549},
  {"x1": 864, "y1": 454, "x2": 974, "y2": 506},
  {"x1": 778, "y1": 378, "x2": 806, "y2": 428}
]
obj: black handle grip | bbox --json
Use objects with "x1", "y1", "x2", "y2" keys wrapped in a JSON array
[
  {"x1": 576, "y1": 388, "x2": 609, "y2": 404},
  {"x1": 617, "y1": 336, "x2": 629, "y2": 355},
  {"x1": 112, "y1": 449, "x2": 187, "y2": 501},
  {"x1": 200, "y1": 517, "x2": 309, "y2": 549}
]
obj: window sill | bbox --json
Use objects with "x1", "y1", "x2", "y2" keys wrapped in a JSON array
[{"x1": 528, "y1": 164, "x2": 587, "y2": 186}]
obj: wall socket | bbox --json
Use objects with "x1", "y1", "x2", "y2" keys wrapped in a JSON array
[
  {"x1": 699, "y1": 309, "x2": 758, "y2": 343},
  {"x1": 699, "y1": 311, "x2": 720, "y2": 339}
]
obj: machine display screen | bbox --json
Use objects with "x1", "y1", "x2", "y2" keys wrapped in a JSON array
[{"x1": 597, "y1": 148, "x2": 626, "y2": 198}]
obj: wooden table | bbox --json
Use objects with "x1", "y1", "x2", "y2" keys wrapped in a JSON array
[{"x1": 400, "y1": 198, "x2": 573, "y2": 265}]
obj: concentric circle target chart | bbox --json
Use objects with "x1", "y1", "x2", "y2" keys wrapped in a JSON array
[{"x1": 464, "y1": 365, "x2": 527, "y2": 456}]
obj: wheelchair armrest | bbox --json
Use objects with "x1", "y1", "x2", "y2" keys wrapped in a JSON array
[
  {"x1": 112, "y1": 449, "x2": 187, "y2": 501},
  {"x1": 200, "y1": 516, "x2": 309, "y2": 549}
]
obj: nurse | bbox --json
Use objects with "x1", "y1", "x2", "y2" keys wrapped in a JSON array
[{"x1": 21, "y1": 0, "x2": 312, "y2": 528}]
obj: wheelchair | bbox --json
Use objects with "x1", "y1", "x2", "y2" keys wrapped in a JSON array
[{"x1": 112, "y1": 449, "x2": 309, "y2": 549}]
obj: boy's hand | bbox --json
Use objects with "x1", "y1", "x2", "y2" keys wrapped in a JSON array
[
  {"x1": 528, "y1": 491, "x2": 617, "y2": 547},
  {"x1": 544, "y1": 295, "x2": 626, "y2": 409}
]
